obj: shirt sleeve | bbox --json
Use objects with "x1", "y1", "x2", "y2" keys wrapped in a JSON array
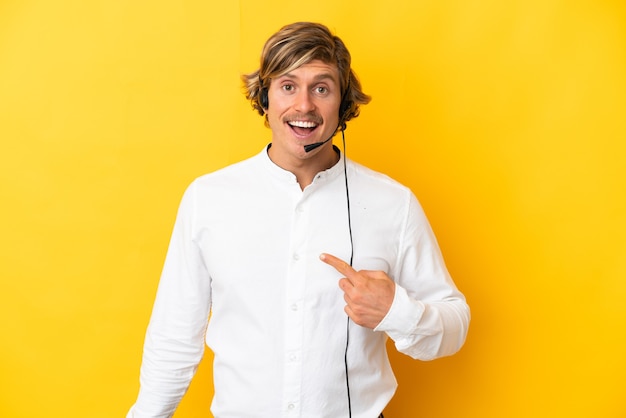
[
  {"x1": 127, "y1": 182, "x2": 212, "y2": 418},
  {"x1": 374, "y1": 192, "x2": 470, "y2": 361}
]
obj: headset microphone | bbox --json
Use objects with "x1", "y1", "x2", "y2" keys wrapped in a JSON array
[
  {"x1": 303, "y1": 136, "x2": 333, "y2": 153},
  {"x1": 303, "y1": 122, "x2": 347, "y2": 153}
]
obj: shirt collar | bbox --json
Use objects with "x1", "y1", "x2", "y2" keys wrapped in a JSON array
[{"x1": 259, "y1": 144, "x2": 345, "y2": 186}]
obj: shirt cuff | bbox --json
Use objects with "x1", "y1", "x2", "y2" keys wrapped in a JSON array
[{"x1": 374, "y1": 284, "x2": 425, "y2": 338}]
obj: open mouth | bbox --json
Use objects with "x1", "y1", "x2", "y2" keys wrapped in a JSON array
[{"x1": 287, "y1": 120, "x2": 319, "y2": 137}]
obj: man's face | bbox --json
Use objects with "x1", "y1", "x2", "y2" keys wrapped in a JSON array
[{"x1": 265, "y1": 60, "x2": 342, "y2": 163}]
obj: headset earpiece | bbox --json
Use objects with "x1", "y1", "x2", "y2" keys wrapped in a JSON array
[
  {"x1": 338, "y1": 79, "x2": 353, "y2": 130},
  {"x1": 338, "y1": 94, "x2": 351, "y2": 130},
  {"x1": 260, "y1": 87, "x2": 269, "y2": 110}
]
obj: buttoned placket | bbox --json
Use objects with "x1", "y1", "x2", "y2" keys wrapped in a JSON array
[{"x1": 282, "y1": 187, "x2": 310, "y2": 417}]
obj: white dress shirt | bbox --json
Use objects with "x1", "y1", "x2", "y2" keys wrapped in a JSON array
[{"x1": 127, "y1": 146, "x2": 470, "y2": 418}]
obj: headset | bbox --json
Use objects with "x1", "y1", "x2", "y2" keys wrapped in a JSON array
[
  {"x1": 258, "y1": 79, "x2": 352, "y2": 141},
  {"x1": 260, "y1": 86, "x2": 350, "y2": 120}
]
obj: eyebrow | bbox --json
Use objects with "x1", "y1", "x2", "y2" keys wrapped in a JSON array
[{"x1": 278, "y1": 72, "x2": 338, "y2": 84}]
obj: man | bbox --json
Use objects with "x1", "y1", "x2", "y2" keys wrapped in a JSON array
[{"x1": 127, "y1": 22, "x2": 470, "y2": 418}]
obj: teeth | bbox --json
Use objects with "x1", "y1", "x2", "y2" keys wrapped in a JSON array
[{"x1": 288, "y1": 120, "x2": 317, "y2": 128}]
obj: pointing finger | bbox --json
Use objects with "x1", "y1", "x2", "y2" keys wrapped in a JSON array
[{"x1": 319, "y1": 253, "x2": 357, "y2": 278}]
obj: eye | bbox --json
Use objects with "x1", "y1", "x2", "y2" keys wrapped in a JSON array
[
  {"x1": 281, "y1": 84, "x2": 295, "y2": 92},
  {"x1": 315, "y1": 86, "x2": 328, "y2": 95}
]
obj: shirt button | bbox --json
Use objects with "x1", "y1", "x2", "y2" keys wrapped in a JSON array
[
  {"x1": 287, "y1": 403, "x2": 295, "y2": 410},
  {"x1": 292, "y1": 253, "x2": 300, "y2": 261},
  {"x1": 290, "y1": 303, "x2": 298, "y2": 311},
  {"x1": 289, "y1": 353, "x2": 297, "y2": 361}
]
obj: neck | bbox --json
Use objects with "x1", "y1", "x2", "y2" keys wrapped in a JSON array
[{"x1": 268, "y1": 144, "x2": 339, "y2": 190}]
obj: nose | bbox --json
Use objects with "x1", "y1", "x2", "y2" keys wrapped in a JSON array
[{"x1": 293, "y1": 90, "x2": 315, "y2": 113}]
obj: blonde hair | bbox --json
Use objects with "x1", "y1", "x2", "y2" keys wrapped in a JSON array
[{"x1": 242, "y1": 22, "x2": 371, "y2": 128}]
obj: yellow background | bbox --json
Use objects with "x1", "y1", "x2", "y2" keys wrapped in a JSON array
[{"x1": 1, "y1": 1, "x2": 625, "y2": 417}]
